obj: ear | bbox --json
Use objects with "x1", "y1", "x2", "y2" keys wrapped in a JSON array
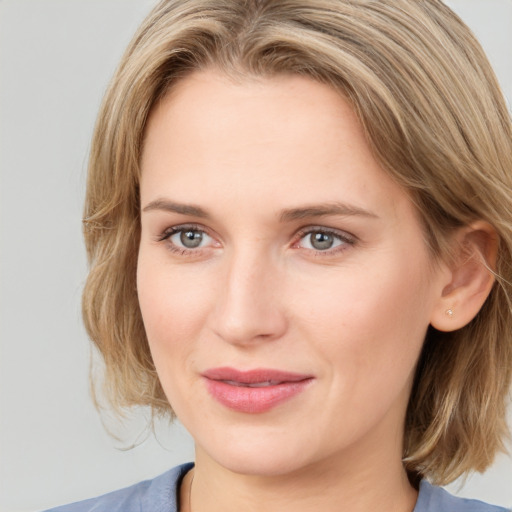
[{"x1": 430, "y1": 221, "x2": 498, "y2": 332}]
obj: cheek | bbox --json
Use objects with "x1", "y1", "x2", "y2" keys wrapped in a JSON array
[
  {"x1": 294, "y1": 257, "x2": 433, "y2": 386},
  {"x1": 136, "y1": 253, "x2": 218, "y2": 413},
  {"x1": 136, "y1": 251, "x2": 212, "y2": 365}
]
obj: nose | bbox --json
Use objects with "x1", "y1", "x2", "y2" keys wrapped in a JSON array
[{"x1": 210, "y1": 248, "x2": 288, "y2": 346}]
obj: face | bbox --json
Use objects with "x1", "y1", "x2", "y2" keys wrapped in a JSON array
[{"x1": 138, "y1": 70, "x2": 447, "y2": 477}]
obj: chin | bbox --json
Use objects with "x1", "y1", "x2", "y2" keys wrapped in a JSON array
[
  {"x1": 215, "y1": 451, "x2": 310, "y2": 477},
  {"x1": 196, "y1": 426, "x2": 323, "y2": 478}
]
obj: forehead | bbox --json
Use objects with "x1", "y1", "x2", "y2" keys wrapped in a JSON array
[
  {"x1": 143, "y1": 69, "x2": 366, "y2": 165},
  {"x1": 140, "y1": 69, "x2": 412, "y2": 223}
]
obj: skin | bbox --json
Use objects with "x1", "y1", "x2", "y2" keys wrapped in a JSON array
[{"x1": 137, "y1": 69, "x2": 454, "y2": 512}]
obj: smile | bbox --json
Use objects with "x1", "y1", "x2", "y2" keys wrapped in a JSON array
[
  {"x1": 202, "y1": 367, "x2": 314, "y2": 414},
  {"x1": 222, "y1": 380, "x2": 283, "y2": 388}
]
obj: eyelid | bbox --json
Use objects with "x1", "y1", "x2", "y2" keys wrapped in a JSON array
[
  {"x1": 292, "y1": 225, "x2": 357, "y2": 253},
  {"x1": 157, "y1": 223, "x2": 220, "y2": 253},
  {"x1": 157, "y1": 223, "x2": 206, "y2": 241},
  {"x1": 155, "y1": 223, "x2": 356, "y2": 257}
]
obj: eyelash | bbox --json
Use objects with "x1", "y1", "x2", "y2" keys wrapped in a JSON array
[
  {"x1": 294, "y1": 226, "x2": 357, "y2": 255},
  {"x1": 157, "y1": 224, "x2": 357, "y2": 257},
  {"x1": 158, "y1": 223, "x2": 214, "y2": 256}
]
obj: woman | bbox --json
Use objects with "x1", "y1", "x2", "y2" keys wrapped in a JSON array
[{"x1": 47, "y1": 0, "x2": 512, "y2": 511}]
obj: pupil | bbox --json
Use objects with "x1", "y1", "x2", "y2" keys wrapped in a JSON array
[
  {"x1": 311, "y1": 232, "x2": 333, "y2": 250},
  {"x1": 180, "y1": 230, "x2": 202, "y2": 248}
]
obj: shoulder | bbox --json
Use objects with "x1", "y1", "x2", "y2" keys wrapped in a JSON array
[
  {"x1": 416, "y1": 480, "x2": 510, "y2": 512},
  {"x1": 42, "y1": 463, "x2": 194, "y2": 512}
]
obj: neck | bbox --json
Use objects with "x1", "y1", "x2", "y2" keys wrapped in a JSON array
[{"x1": 180, "y1": 446, "x2": 417, "y2": 512}]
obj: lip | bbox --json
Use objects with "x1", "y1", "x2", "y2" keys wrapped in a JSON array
[{"x1": 202, "y1": 367, "x2": 314, "y2": 413}]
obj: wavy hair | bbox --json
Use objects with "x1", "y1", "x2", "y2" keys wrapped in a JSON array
[{"x1": 82, "y1": 0, "x2": 512, "y2": 484}]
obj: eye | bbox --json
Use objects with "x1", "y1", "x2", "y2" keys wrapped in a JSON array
[
  {"x1": 173, "y1": 228, "x2": 208, "y2": 249},
  {"x1": 296, "y1": 228, "x2": 355, "y2": 253},
  {"x1": 159, "y1": 225, "x2": 216, "y2": 252}
]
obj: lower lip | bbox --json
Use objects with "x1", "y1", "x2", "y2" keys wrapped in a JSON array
[{"x1": 204, "y1": 378, "x2": 312, "y2": 413}]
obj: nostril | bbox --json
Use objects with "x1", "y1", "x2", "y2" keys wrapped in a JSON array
[
  {"x1": 210, "y1": 303, "x2": 287, "y2": 346},
  {"x1": 209, "y1": 257, "x2": 288, "y2": 344}
]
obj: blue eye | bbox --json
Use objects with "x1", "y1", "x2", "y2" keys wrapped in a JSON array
[
  {"x1": 162, "y1": 226, "x2": 214, "y2": 251},
  {"x1": 297, "y1": 229, "x2": 354, "y2": 252},
  {"x1": 174, "y1": 229, "x2": 206, "y2": 248}
]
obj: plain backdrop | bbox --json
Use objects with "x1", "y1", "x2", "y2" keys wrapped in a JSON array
[{"x1": 0, "y1": 1, "x2": 511, "y2": 511}]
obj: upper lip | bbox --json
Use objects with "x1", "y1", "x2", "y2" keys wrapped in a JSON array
[{"x1": 201, "y1": 367, "x2": 313, "y2": 385}]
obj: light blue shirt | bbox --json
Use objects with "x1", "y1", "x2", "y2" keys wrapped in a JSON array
[{"x1": 43, "y1": 463, "x2": 509, "y2": 512}]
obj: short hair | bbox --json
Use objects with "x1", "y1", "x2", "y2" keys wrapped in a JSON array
[{"x1": 82, "y1": 0, "x2": 512, "y2": 485}]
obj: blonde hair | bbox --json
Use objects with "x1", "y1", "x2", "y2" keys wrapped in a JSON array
[{"x1": 83, "y1": 0, "x2": 512, "y2": 484}]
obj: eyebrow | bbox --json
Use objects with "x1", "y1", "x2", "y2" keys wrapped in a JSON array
[
  {"x1": 142, "y1": 198, "x2": 378, "y2": 222},
  {"x1": 279, "y1": 203, "x2": 379, "y2": 222},
  {"x1": 142, "y1": 199, "x2": 210, "y2": 218}
]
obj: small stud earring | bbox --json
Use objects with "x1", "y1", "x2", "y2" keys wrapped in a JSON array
[{"x1": 445, "y1": 308, "x2": 454, "y2": 318}]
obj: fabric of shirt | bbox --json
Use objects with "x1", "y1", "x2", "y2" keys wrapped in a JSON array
[{"x1": 43, "y1": 462, "x2": 509, "y2": 512}]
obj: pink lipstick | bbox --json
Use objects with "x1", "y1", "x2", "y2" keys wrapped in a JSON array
[{"x1": 202, "y1": 367, "x2": 313, "y2": 413}]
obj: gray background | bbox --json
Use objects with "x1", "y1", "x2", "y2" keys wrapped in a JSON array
[{"x1": 0, "y1": 1, "x2": 511, "y2": 511}]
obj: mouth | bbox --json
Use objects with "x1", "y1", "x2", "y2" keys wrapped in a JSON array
[
  {"x1": 222, "y1": 380, "x2": 285, "y2": 388},
  {"x1": 201, "y1": 367, "x2": 314, "y2": 413}
]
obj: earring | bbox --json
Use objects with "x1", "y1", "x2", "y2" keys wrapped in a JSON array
[{"x1": 445, "y1": 308, "x2": 454, "y2": 318}]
